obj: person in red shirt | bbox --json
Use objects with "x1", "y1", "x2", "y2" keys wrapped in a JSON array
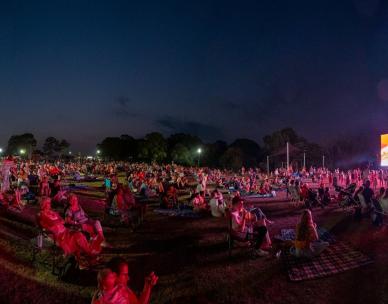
[
  {"x1": 300, "y1": 183, "x2": 309, "y2": 200},
  {"x1": 108, "y1": 257, "x2": 158, "y2": 304},
  {"x1": 92, "y1": 268, "x2": 127, "y2": 304},
  {"x1": 38, "y1": 197, "x2": 100, "y2": 265}
]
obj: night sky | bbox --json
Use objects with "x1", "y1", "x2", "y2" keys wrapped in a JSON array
[{"x1": 2, "y1": 0, "x2": 388, "y2": 153}]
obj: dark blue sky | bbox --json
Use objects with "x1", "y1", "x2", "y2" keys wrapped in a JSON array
[{"x1": 1, "y1": 0, "x2": 388, "y2": 153}]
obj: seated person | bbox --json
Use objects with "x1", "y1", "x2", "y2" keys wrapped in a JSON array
[
  {"x1": 92, "y1": 268, "x2": 128, "y2": 304},
  {"x1": 0, "y1": 192, "x2": 5, "y2": 206},
  {"x1": 379, "y1": 188, "x2": 388, "y2": 212},
  {"x1": 110, "y1": 186, "x2": 125, "y2": 216},
  {"x1": 300, "y1": 183, "x2": 309, "y2": 201},
  {"x1": 65, "y1": 194, "x2": 105, "y2": 244},
  {"x1": 230, "y1": 196, "x2": 268, "y2": 256},
  {"x1": 213, "y1": 188, "x2": 224, "y2": 202},
  {"x1": 12, "y1": 188, "x2": 24, "y2": 210},
  {"x1": 139, "y1": 181, "x2": 146, "y2": 195},
  {"x1": 38, "y1": 197, "x2": 101, "y2": 263},
  {"x1": 248, "y1": 206, "x2": 274, "y2": 249},
  {"x1": 39, "y1": 175, "x2": 51, "y2": 197},
  {"x1": 321, "y1": 187, "x2": 331, "y2": 206},
  {"x1": 291, "y1": 209, "x2": 329, "y2": 258},
  {"x1": 120, "y1": 186, "x2": 143, "y2": 226},
  {"x1": 51, "y1": 179, "x2": 68, "y2": 204},
  {"x1": 28, "y1": 171, "x2": 39, "y2": 192},
  {"x1": 318, "y1": 184, "x2": 325, "y2": 202},
  {"x1": 209, "y1": 190, "x2": 226, "y2": 217},
  {"x1": 166, "y1": 185, "x2": 178, "y2": 206},
  {"x1": 107, "y1": 257, "x2": 158, "y2": 304},
  {"x1": 191, "y1": 192, "x2": 207, "y2": 212},
  {"x1": 1, "y1": 189, "x2": 23, "y2": 210}
]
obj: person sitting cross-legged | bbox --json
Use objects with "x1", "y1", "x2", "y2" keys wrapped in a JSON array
[{"x1": 290, "y1": 209, "x2": 329, "y2": 258}]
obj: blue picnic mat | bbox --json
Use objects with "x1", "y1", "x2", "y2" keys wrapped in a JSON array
[
  {"x1": 242, "y1": 193, "x2": 274, "y2": 198},
  {"x1": 274, "y1": 227, "x2": 336, "y2": 244},
  {"x1": 153, "y1": 208, "x2": 201, "y2": 218}
]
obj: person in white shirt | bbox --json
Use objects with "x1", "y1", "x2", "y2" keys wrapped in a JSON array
[
  {"x1": 230, "y1": 196, "x2": 268, "y2": 256},
  {"x1": 209, "y1": 190, "x2": 225, "y2": 217}
]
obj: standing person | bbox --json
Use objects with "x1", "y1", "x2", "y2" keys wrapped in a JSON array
[
  {"x1": 362, "y1": 180, "x2": 374, "y2": 210},
  {"x1": 104, "y1": 175, "x2": 112, "y2": 214},
  {"x1": 1, "y1": 156, "x2": 15, "y2": 192}
]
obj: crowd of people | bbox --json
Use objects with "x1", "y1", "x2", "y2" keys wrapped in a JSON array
[{"x1": 1, "y1": 155, "x2": 388, "y2": 302}]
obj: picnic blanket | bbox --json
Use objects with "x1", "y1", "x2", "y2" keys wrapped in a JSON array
[
  {"x1": 242, "y1": 193, "x2": 274, "y2": 199},
  {"x1": 153, "y1": 208, "x2": 201, "y2": 218},
  {"x1": 274, "y1": 227, "x2": 336, "y2": 244},
  {"x1": 63, "y1": 184, "x2": 88, "y2": 190},
  {"x1": 283, "y1": 241, "x2": 373, "y2": 281}
]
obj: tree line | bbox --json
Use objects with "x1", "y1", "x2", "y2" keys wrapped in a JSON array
[{"x1": 3, "y1": 128, "x2": 378, "y2": 170}]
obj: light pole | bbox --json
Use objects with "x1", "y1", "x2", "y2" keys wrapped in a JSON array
[
  {"x1": 303, "y1": 150, "x2": 306, "y2": 170},
  {"x1": 322, "y1": 155, "x2": 325, "y2": 169},
  {"x1": 197, "y1": 148, "x2": 202, "y2": 167},
  {"x1": 286, "y1": 142, "x2": 289, "y2": 170},
  {"x1": 267, "y1": 155, "x2": 270, "y2": 176}
]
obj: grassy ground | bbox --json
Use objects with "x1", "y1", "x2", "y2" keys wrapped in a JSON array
[{"x1": 0, "y1": 182, "x2": 386, "y2": 304}]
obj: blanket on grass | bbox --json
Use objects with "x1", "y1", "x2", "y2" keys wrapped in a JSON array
[
  {"x1": 153, "y1": 208, "x2": 201, "y2": 218},
  {"x1": 283, "y1": 241, "x2": 372, "y2": 281},
  {"x1": 274, "y1": 227, "x2": 336, "y2": 244}
]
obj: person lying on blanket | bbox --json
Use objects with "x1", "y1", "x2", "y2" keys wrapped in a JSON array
[
  {"x1": 65, "y1": 194, "x2": 106, "y2": 247},
  {"x1": 38, "y1": 197, "x2": 101, "y2": 265},
  {"x1": 291, "y1": 209, "x2": 329, "y2": 258},
  {"x1": 230, "y1": 196, "x2": 269, "y2": 257}
]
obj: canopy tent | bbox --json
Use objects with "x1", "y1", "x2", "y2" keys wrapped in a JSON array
[{"x1": 270, "y1": 143, "x2": 301, "y2": 157}]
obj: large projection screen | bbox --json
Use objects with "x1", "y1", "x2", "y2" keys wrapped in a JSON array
[{"x1": 381, "y1": 134, "x2": 388, "y2": 166}]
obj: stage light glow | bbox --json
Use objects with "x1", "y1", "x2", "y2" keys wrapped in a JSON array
[{"x1": 381, "y1": 134, "x2": 388, "y2": 166}]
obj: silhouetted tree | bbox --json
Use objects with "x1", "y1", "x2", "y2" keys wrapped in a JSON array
[
  {"x1": 138, "y1": 132, "x2": 167, "y2": 163},
  {"x1": 170, "y1": 143, "x2": 194, "y2": 166},
  {"x1": 43, "y1": 137, "x2": 71, "y2": 158},
  {"x1": 97, "y1": 135, "x2": 136, "y2": 160},
  {"x1": 220, "y1": 147, "x2": 244, "y2": 171},
  {"x1": 230, "y1": 138, "x2": 262, "y2": 168},
  {"x1": 202, "y1": 140, "x2": 228, "y2": 167},
  {"x1": 6, "y1": 133, "x2": 37, "y2": 158},
  {"x1": 263, "y1": 128, "x2": 305, "y2": 154}
]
